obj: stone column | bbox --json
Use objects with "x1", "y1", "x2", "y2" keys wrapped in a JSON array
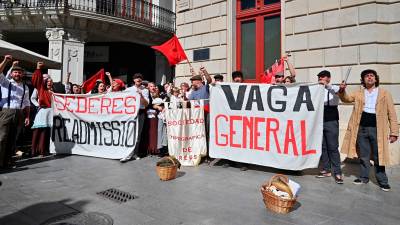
[
  {"x1": 46, "y1": 28, "x2": 64, "y2": 82},
  {"x1": 46, "y1": 28, "x2": 85, "y2": 84}
]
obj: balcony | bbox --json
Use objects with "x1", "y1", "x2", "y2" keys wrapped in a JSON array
[{"x1": 0, "y1": 0, "x2": 175, "y2": 33}]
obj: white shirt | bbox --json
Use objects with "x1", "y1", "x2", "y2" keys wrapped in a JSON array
[
  {"x1": 138, "y1": 86, "x2": 149, "y2": 109},
  {"x1": 170, "y1": 95, "x2": 180, "y2": 103},
  {"x1": 364, "y1": 88, "x2": 378, "y2": 114},
  {"x1": 324, "y1": 84, "x2": 340, "y2": 106},
  {"x1": 126, "y1": 85, "x2": 149, "y2": 109},
  {"x1": 30, "y1": 88, "x2": 39, "y2": 107},
  {"x1": 0, "y1": 73, "x2": 30, "y2": 109}
]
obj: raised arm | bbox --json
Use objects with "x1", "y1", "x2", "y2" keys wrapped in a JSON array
[
  {"x1": 200, "y1": 66, "x2": 212, "y2": 84},
  {"x1": 64, "y1": 72, "x2": 71, "y2": 94},
  {"x1": 0, "y1": 55, "x2": 12, "y2": 85},
  {"x1": 0, "y1": 55, "x2": 12, "y2": 74},
  {"x1": 106, "y1": 72, "x2": 112, "y2": 86},
  {"x1": 190, "y1": 67, "x2": 196, "y2": 76},
  {"x1": 337, "y1": 82, "x2": 355, "y2": 103},
  {"x1": 32, "y1": 62, "x2": 45, "y2": 91},
  {"x1": 283, "y1": 54, "x2": 296, "y2": 77},
  {"x1": 6, "y1": 61, "x2": 19, "y2": 80},
  {"x1": 64, "y1": 72, "x2": 71, "y2": 84}
]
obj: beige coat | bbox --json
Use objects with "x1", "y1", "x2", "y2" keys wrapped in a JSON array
[{"x1": 339, "y1": 88, "x2": 399, "y2": 166}]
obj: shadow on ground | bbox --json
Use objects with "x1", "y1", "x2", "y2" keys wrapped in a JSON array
[
  {"x1": 0, "y1": 199, "x2": 92, "y2": 225},
  {"x1": 0, "y1": 155, "x2": 70, "y2": 175},
  {"x1": 213, "y1": 158, "x2": 311, "y2": 176}
]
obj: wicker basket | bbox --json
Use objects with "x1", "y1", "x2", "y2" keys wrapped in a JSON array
[
  {"x1": 261, "y1": 174, "x2": 297, "y2": 214},
  {"x1": 156, "y1": 156, "x2": 178, "y2": 181}
]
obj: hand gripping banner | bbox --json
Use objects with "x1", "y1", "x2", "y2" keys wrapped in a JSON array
[
  {"x1": 50, "y1": 89, "x2": 140, "y2": 159},
  {"x1": 210, "y1": 83, "x2": 325, "y2": 170},
  {"x1": 165, "y1": 100, "x2": 207, "y2": 166}
]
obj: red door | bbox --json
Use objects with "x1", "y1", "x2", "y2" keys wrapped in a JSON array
[{"x1": 236, "y1": 0, "x2": 281, "y2": 82}]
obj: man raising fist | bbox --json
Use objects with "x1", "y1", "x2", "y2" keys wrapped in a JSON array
[{"x1": 0, "y1": 55, "x2": 30, "y2": 169}]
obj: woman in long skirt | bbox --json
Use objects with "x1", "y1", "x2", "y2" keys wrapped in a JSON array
[
  {"x1": 146, "y1": 82, "x2": 159, "y2": 155},
  {"x1": 31, "y1": 63, "x2": 53, "y2": 157}
]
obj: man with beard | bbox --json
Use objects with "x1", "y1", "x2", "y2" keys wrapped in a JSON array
[{"x1": 0, "y1": 55, "x2": 30, "y2": 169}]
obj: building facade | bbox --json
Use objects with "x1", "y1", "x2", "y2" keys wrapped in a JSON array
[
  {"x1": 175, "y1": 0, "x2": 400, "y2": 164},
  {"x1": 0, "y1": 0, "x2": 175, "y2": 84}
]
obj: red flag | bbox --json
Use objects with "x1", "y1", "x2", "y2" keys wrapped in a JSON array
[
  {"x1": 151, "y1": 35, "x2": 188, "y2": 66},
  {"x1": 82, "y1": 68, "x2": 105, "y2": 93},
  {"x1": 260, "y1": 58, "x2": 285, "y2": 84}
]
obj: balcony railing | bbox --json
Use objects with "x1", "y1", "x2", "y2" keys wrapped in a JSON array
[{"x1": 0, "y1": 0, "x2": 175, "y2": 33}]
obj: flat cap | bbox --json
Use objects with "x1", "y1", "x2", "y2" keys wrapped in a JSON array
[
  {"x1": 214, "y1": 74, "x2": 224, "y2": 80},
  {"x1": 190, "y1": 75, "x2": 202, "y2": 81},
  {"x1": 11, "y1": 66, "x2": 23, "y2": 71}
]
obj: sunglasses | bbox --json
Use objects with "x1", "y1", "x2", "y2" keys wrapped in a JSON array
[{"x1": 275, "y1": 75, "x2": 284, "y2": 78}]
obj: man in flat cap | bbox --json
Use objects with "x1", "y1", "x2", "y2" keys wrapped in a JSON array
[
  {"x1": 315, "y1": 70, "x2": 343, "y2": 184},
  {"x1": 213, "y1": 74, "x2": 224, "y2": 83},
  {"x1": 188, "y1": 67, "x2": 212, "y2": 163},
  {"x1": 188, "y1": 67, "x2": 212, "y2": 102},
  {"x1": 0, "y1": 55, "x2": 30, "y2": 169}
]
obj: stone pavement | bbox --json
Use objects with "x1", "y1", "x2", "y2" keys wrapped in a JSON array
[{"x1": 0, "y1": 155, "x2": 399, "y2": 225}]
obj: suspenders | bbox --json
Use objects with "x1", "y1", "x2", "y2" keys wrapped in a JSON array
[
  {"x1": 2, "y1": 82, "x2": 26, "y2": 109},
  {"x1": 326, "y1": 90, "x2": 330, "y2": 106},
  {"x1": 7, "y1": 83, "x2": 11, "y2": 107},
  {"x1": 20, "y1": 83, "x2": 26, "y2": 109}
]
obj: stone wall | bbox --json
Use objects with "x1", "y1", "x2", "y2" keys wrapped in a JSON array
[
  {"x1": 285, "y1": 0, "x2": 400, "y2": 164},
  {"x1": 175, "y1": 0, "x2": 400, "y2": 164},
  {"x1": 175, "y1": 0, "x2": 228, "y2": 84}
]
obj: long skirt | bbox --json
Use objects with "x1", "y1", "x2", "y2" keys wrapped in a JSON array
[
  {"x1": 138, "y1": 114, "x2": 149, "y2": 157},
  {"x1": 147, "y1": 117, "x2": 159, "y2": 155},
  {"x1": 32, "y1": 128, "x2": 51, "y2": 156},
  {"x1": 31, "y1": 108, "x2": 53, "y2": 129},
  {"x1": 157, "y1": 119, "x2": 168, "y2": 152},
  {"x1": 31, "y1": 108, "x2": 52, "y2": 156}
]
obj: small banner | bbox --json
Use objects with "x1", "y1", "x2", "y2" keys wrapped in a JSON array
[
  {"x1": 50, "y1": 89, "x2": 140, "y2": 159},
  {"x1": 165, "y1": 101, "x2": 207, "y2": 166},
  {"x1": 210, "y1": 83, "x2": 325, "y2": 170}
]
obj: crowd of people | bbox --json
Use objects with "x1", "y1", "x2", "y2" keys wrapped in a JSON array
[{"x1": 0, "y1": 53, "x2": 398, "y2": 192}]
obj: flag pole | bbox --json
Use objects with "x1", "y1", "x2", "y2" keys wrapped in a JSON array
[{"x1": 186, "y1": 58, "x2": 193, "y2": 69}]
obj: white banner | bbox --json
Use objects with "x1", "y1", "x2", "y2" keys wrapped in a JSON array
[
  {"x1": 165, "y1": 102, "x2": 207, "y2": 166},
  {"x1": 210, "y1": 83, "x2": 325, "y2": 170},
  {"x1": 50, "y1": 89, "x2": 140, "y2": 159}
]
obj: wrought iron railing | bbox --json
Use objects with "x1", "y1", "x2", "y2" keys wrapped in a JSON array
[{"x1": 0, "y1": 0, "x2": 175, "y2": 33}]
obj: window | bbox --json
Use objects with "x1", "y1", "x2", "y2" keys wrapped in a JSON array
[
  {"x1": 236, "y1": 0, "x2": 281, "y2": 82},
  {"x1": 264, "y1": 16, "x2": 281, "y2": 70},
  {"x1": 240, "y1": 20, "x2": 256, "y2": 79},
  {"x1": 241, "y1": 0, "x2": 255, "y2": 10},
  {"x1": 265, "y1": 0, "x2": 280, "y2": 5}
]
